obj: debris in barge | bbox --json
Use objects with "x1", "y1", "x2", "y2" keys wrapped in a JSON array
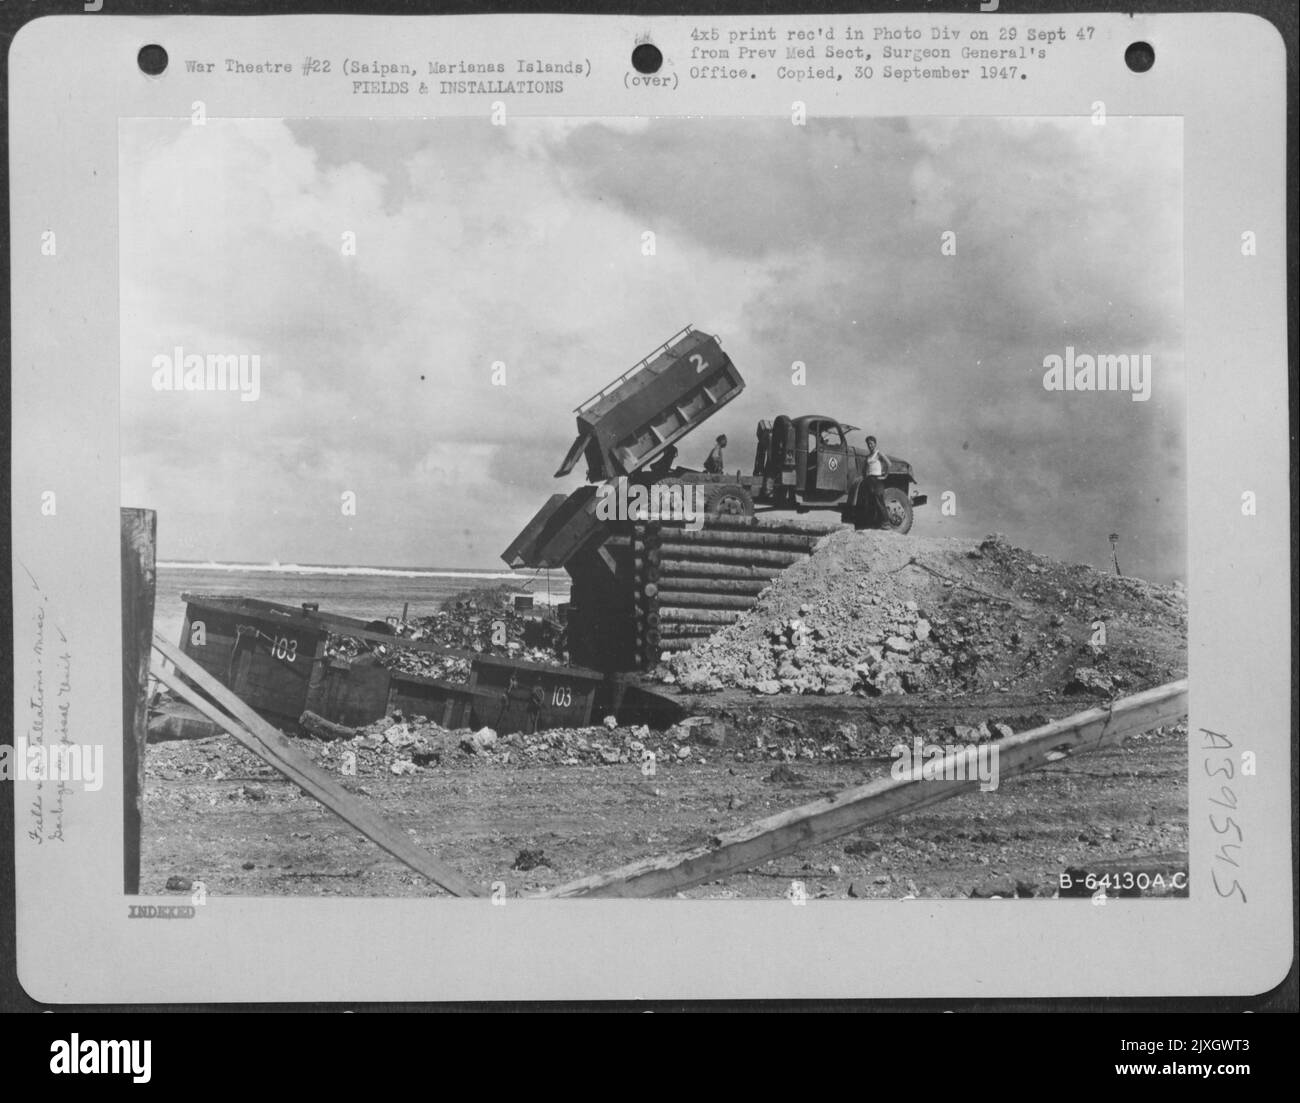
[{"x1": 149, "y1": 587, "x2": 682, "y2": 739}]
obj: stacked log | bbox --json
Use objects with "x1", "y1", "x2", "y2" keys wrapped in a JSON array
[
  {"x1": 565, "y1": 515, "x2": 845, "y2": 670},
  {"x1": 657, "y1": 606, "x2": 744, "y2": 624},
  {"x1": 634, "y1": 517, "x2": 842, "y2": 668},
  {"x1": 657, "y1": 559, "x2": 783, "y2": 580},
  {"x1": 644, "y1": 578, "x2": 768, "y2": 596},
  {"x1": 660, "y1": 528, "x2": 822, "y2": 553}
]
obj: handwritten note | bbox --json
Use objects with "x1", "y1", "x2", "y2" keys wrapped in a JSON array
[{"x1": 18, "y1": 563, "x2": 74, "y2": 844}]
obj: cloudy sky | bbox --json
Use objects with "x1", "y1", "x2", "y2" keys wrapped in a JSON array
[{"x1": 120, "y1": 114, "x2": 1183, "y2": 581}]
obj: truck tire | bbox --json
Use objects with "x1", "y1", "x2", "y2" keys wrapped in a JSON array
[
  {"x1": 878, "y1": 488, "x2": 913, "y2": 534},
  {"x1": 703, "y1": 483, "x2": 754, "y2": 518}
]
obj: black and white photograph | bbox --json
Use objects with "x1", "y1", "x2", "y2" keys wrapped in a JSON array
[
  {"x1": 120, "y1": 112, "x2": 1190, "y2": 901},
  {"x1": 5, "y1": 8, "x2": 1290, "y2": 1010}
]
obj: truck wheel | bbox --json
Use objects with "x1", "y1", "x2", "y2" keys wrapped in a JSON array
[
  {"x1": 878, "y1": 488, "x2": 914, "y2": 534},
  {"x1": 704, "y1": 484, "x2": 754, "y2": 518}
]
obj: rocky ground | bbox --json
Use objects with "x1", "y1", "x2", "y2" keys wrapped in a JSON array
[
  {"x1": 141, "y1": 529, "x2": 1188, "y2": 901},
  {"x1": 659, "y1": 531, "x2": 1185, "y2": 701}
]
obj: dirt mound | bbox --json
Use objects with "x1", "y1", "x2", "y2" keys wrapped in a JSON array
[{"x1": 659, "y1": 531, "x2": 1186, "y2": 701}]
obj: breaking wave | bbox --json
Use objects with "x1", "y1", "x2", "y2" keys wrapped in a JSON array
[{"x1": 156, "y1": 561, "x2": 531, "y2": 581}]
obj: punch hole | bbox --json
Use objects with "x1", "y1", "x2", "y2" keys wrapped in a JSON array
[
  {"x1": 631, "y1": 43, "x2": 663, "y2": 74},
  {"x1": 1124, "y1": 42, "x2": 1154, "y2": 73},
  {"x1": 138, "y1": 44, "x2": 168, "y2": 76}
]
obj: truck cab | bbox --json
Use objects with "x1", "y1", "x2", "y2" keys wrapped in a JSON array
[
  {"x1": 804, "y1": 417, "x2": 854, "y2": 499},
  {"x1": 756, "y1": 415, "x2": 927, "y2": 532}
]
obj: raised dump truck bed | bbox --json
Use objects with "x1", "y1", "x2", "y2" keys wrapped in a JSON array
[
  {"x1": 507, "y1": 325, "x2": 745, "y2": 572},
  {"x1": 555, "y1": 325, "x2": 744, "y2": 482}
]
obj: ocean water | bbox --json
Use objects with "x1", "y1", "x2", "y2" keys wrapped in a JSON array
[{"x1": 153, "y1": 562, "x2": 570, "y2": 648}]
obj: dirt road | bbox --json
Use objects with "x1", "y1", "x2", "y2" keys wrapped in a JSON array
[{"x1": 141, "y1": 721, "x2": 1186, "y2": 900}]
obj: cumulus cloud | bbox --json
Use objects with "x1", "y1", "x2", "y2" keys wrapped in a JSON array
[{"x1": 121, "y1": 114, "x2": 1183, "y2": 581}]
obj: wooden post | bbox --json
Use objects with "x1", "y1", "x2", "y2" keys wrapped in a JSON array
[{"x1": 121, "y1": 507, "x2": 156, "y2": 894}]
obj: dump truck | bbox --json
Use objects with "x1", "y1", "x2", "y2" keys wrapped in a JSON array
[
  {"x1": 504, "y1": 325, "x2": 931, "y2": 669},
  {"x1": 503, "y1": 324, "x2": 927, "y2": 571}
]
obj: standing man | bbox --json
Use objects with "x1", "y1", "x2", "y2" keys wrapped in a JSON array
[
  {"x1": 863, "y1": 435, "x2": 890, "y2": 523},
  {"x1": 703, "y1": 434, "x2": 728, "y2": 474},
  {"x1": 649, "y1": 444, "x2": 678, "y2": 475}
]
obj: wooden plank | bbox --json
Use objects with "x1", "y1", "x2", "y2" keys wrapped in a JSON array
[
  {"x1": 152, "y1": 635, "x2": 483, "y2": 897},
  {"x1": 120, "y1": 508, "x2": 156, "y2": 894},
  {"x1": 543, "y1": 680, "x2": 1189, "y2": 898},
  {"x1": 299, "y1": 710, "x2": 360, "y2": 741}
]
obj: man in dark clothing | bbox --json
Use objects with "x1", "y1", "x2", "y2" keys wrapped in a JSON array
[
  {"x1": 703, "y1": 434, "x2": 727, "y2": 474},
  {"x1": 649, "y1": 444, "x2": 678, "y2": 475},
  {"x1": 863, "y1": 435, "x2": 890, "y2": 523}
]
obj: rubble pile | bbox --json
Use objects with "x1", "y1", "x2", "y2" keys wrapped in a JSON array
[
  {"x1": 307, "y1": 712, "x2": 708, "y2": 775},
  {"x1": 659, "y1": 531, "x2": 1186, "y2": 700},
  {"x1": 325, "y1": 583, "x2": 564, "y2": 681},
  {"x1": 150, "y1": 701, "x2": 1189, "y2": 789},
  {"x1": 294, "y1": 707, "x2": 907, "y2": 776}
]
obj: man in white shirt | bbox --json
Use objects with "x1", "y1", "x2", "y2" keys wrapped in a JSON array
[{"x1": 703, "y1": 434, "x2": 727, "y2": 474}]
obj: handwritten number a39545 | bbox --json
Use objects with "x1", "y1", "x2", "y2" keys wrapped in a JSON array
[{"x1": 1201, "y1": 729, "x2": 1246, "y2": 902}]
